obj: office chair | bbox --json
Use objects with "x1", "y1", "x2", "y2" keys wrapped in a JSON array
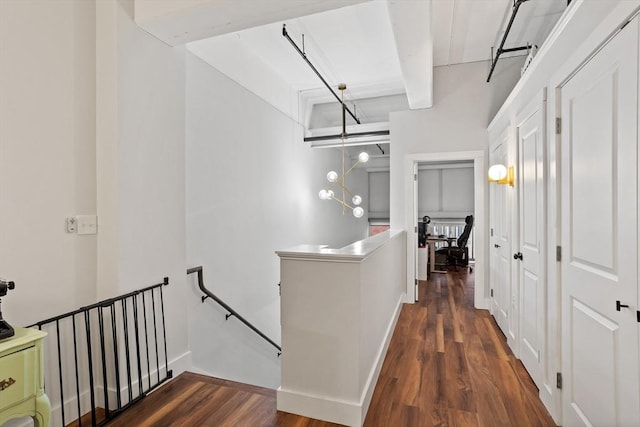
[{"x1": 436, "y1": 215, "x2": 474, "y2": 272}]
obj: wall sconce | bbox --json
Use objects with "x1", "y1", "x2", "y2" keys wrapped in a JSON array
[{"x1": 488, "y1": 164, "x2": 514, "y2": 187}]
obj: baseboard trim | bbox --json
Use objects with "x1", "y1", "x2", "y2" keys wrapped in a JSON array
[{"x1": 168, "y1": 350, "x2": 192, "y2": 378}]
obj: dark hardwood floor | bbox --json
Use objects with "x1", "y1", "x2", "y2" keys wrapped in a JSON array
[{"x1": 105, "y1": 270, "x2": 556, "y2": 427}]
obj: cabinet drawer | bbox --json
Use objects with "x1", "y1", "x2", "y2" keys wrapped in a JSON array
[{"x1": 0, "y1": 347, "x2": 37, "y2": 411}]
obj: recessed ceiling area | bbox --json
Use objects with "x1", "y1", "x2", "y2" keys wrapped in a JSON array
[{"x1": 309, "y1": 93, "x2": 409, "y2": 129}]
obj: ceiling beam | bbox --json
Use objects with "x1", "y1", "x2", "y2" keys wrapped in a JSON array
[{"x1": 387, "y1": 0, "x2": 433, "y2": 109}]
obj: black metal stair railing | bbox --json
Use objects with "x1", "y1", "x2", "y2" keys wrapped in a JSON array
[
  {"x1": 28, "y1": 277, "x2": 172, "y2": 427},
  {"x1": 187, "y1": 266, "x2": 281, "y2": 355}
]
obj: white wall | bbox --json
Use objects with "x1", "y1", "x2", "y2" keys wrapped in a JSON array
[
  {"x1": 1, "y1": 2, "x2": 190, "y2": 426},
  {"x1": 390, "y1": 59, "x2": 522, "y2": 228},
  {"x1": 112, "y1": 0, "x2": 190, "y2": 372},
  {"x1": 95, "y1": 0, "x2": 190, "y2": 379},
  {"x1": 185, "y1": 52, "x2": 368, "y2": 389},
  {"x1": 389, "y1": 58, "x2": 522, "y2": 304},
  {"x1": 0, "y1": 0, "x2": 97, "y2": 325}
]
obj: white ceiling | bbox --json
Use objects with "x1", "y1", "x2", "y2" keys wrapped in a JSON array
[
  {"x1": 432, "y1": 0, "x2": 567, "y2": 67},
  {"x1": 138, "y1": 0, "x2": 567, "y2": 132},
  {"x1": 187, "y1": 0, "x2": 409, "y2": 114}
]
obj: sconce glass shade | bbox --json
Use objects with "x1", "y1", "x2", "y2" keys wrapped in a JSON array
[
  {"x1": 327, "y1": 190, "x2": 334, "y2": 199},
  {"x1": 327, "y1": 171, "x2": 338, "y2": 183},
  {"x1": 319, "y1": 189, "x2": 329, "y2": 200},
  {"x1": 358, "y1": 152, "x2": 370, "y2": 163},
  {"x1": 488, "y1": 164, "x2": 514, "y2": 186},
  {"x1": 353, "y1": 207, "x2": 364, "y2": 218},
  {"x1": 488, "y1": 164, "x2": 508, "y2": 181},
  {"x1": 352, "y1": 195, "x2": 362, "y2": 206}
]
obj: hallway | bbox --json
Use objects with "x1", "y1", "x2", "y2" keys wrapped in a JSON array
[
  {"x1": 364, "y1": 270, "x2": 554, "y2": 425},
  {"x1": 106, "y1": 271, "x2": 555, "y2": 426}
]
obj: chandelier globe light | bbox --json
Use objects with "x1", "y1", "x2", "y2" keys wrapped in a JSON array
[{"x1": 317, "y1": 84, "x2": 369, "y2": 218}]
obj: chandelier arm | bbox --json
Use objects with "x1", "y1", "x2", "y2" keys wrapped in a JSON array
[
  {"x1": 331, "y1": 196, "x2": 354, "y2": 210},
  {"x1": 342, "y1": 186, "x2": 355, "y2": 197},
  {"x1": 344, "y1": 160, "x2": 361, "y2": 176}
]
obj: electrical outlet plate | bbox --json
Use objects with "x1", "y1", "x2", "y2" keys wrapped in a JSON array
[{"x1": 66, "y1": 217, "x2": 77, "y2": 233}]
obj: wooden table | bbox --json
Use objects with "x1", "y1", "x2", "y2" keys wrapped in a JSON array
[
  {"x1": 427, "y1": 236, "x2": 455, "y2": 275},
  {"x1": 0, "y1": 327, "x2": 50, "y2": 427}
]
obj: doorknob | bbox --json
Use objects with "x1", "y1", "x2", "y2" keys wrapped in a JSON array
[
  {"x1": 616, "y1": 300, "x2": 630, "y2": 311},
  {"x1": 513, "y1": 252, "x2": 523, "y2": 260}
]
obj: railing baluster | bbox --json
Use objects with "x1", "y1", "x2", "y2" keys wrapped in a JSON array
[
  {"x1": 56, "y1": 319, "x2": 66, "y2": 426},
  {"x1": 121, "y1": 299, "x2": 133, "y2": 403},
  {"x1": 159, "y1": 285, "x2": 169, "y2": 378},
  {"x1": 84, "y1": 311, "x2": 97, "y2": 427},
  {"x1": 97, "y1": 307, "x2": 110, "y2": 418},
  {"x1": 142, "y1": 291, "x2": 151, "y2": 391},
  {"x1": 132, "y1": 293, "x2": 143, "y2": 397},
  {"x1": 110, "y1": 304, "x2": 122, "y2": 409},
  {"x1": 72, "y1": 315, "x2": 82, "y2": 427},
  {"x1": 151, "y1": 290, "x2": 160, "y2": 384}
]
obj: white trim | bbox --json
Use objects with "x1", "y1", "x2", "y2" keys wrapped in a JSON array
[{"x1": 404, "y1": 150, "x2": 487, "y2": 309}]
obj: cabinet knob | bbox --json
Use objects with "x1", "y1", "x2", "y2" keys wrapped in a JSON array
[{"x1": 513, "y1": 252, "x2": 523, "y2": 260}]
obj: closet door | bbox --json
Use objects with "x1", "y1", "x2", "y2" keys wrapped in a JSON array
[
  {"x1": 560, "y1": 17, "x2": 639, "y2": 427},
  {"x1": 516, "y1": 93, "x2": 546, "y2": 390},
  {"x1": 489, "y1": 133, "x2": 512, "y2": 345}
]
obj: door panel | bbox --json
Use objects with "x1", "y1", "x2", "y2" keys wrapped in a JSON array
[
  {"x1": 517, "y1": 95, "x2": 545, "y2": 389},
  {"x1": 561, "y1": 18, "x2": 639, "y2": 427},
  {"x1": 490, "y1": 134, "x2": 511, "y2": 340},
  {"x1": 414, "y1": 162, "x2": 419, "y2": 301}
]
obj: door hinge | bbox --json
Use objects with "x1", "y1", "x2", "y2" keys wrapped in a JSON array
[
  {"x1": 414, "y1": 226, "x2": 418, "y2": 233},
  {"x1": 556, "y1": 245, "x2": 561, "y2": 262},
  {"x1": 414, "y1": 173, "x2": 417, "y2": 181},
  {"x1": 490, "y1": 289, "x2": 494, "y2": 297},
  {"x1": 490, "y1": 228, "x2": 494, "y2": 237},
  {"x1": 637, "y1": 310, "x2": 640, "y2": 323},
  {"x1": 556, "y1": 372, "x2": 562, "y2": 390},
  {"x1": 555, "y1": 117, "x2": 561, "y2": 134}
]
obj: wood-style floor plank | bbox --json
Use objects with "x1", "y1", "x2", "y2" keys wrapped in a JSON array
[{"x1": 104, "y1": 270, "x2": 556, "y2": 427}]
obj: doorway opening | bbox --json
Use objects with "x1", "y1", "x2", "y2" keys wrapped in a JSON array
[{"x1": 404, "y1": 150, "x2": 486, "y2": 308}]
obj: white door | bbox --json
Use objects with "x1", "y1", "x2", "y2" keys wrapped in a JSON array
[
  {"x1": 560, "y1": 18, "x2": 639, "y2": 427},
  {"x1": 489, "y1": 135, "x2": 512, "y2": 340},
  {"x1": 517, "y1": 94, "x2": 546, "y2": 390},
  {"x1": 413, "y1": 162, "x2": 419, "y2": 301}
]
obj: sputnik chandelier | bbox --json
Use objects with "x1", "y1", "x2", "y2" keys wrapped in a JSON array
[{"x1": 318, "y1": 84, "x2": 369, "y2": 218}]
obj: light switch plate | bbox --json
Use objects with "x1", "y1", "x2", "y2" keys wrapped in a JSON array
[{"x1": 77, "y1": 215, "x2": 97, "y2": 235}]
